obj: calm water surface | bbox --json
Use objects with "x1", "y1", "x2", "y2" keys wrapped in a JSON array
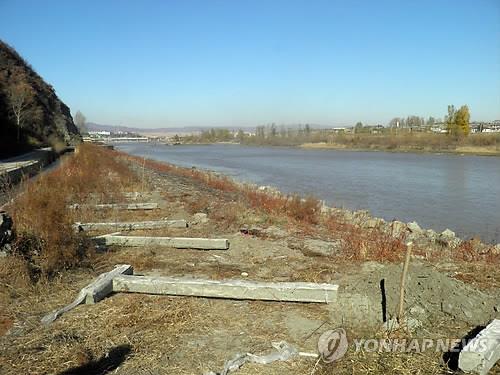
[{"x1": 116, "y1": 143, "x2": 500, "y2": 243}]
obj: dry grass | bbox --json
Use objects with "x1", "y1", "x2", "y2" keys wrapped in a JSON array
[{"x1": 1, "y1": 144, "x2": 142, "y2": 280}]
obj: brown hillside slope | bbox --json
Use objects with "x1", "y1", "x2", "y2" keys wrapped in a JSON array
[{"x1": 0, "y1": 40, "x2": 80, "y2": 158}]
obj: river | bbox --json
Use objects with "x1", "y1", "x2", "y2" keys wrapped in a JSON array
[{"x1": 115, "y1": 143, "x2": 500, "y2": 244}]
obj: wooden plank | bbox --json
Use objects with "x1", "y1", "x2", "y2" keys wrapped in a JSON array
[
  {"x1": 68, "y1": 202, "x2": 158, "y2": 210},
  {"x1": 459, "y1": 319, "x2": 500, "y2": 375},
  {"x1": 74, "y1": 219, "x2": 188, "y2": 232},
  {"x1": 96, "y1": 235, "x2": 229, "y2": 250},
  {"x1": 113, "y1": 275, "x2": 338, "y2": 303},
  {"x1": 41, "y1": 264, "x2": 133, "y2": 324}
]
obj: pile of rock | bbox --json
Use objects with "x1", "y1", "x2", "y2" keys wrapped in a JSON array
[{"x1": 0, "y1": 211, "x2": 14, "y2": 255}]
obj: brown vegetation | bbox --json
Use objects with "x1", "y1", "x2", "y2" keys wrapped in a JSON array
[{"x1": 3, "y1": 144, "x2": 141, "y2": 280}]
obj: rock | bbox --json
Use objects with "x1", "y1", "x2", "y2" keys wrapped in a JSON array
[
  {"x1": 492, "y1": 244, "x2": 500, "y2": 255},
  {"x1": 425, "y1": 229, "x2": 438, "y2": 241},
  {"x1": 391, "y1": 220, "x2": 408, "y2": 238},
  {"x1": 439, "y1": 229, "x2": 462, "y2": 248},
  {"x1": 239, "y1": 225, "x2": 287, "y2": 239},
  {"x1": 441, "y1": 228, "x2": 456, "y2": 238},
  {"x1": 0, "y1": 211, "x2": 14, "y2": 252},
  {"x1": 383, "y1": 317, "x2": 422, "y2": 332},
  {"x1": 192, "y1": 212, "x2": 208, "y2": 224},
  {"x1": 262, "y1": 226, "x2": 287, "y2": 238},
  {"x1": 407, "y1": 221, "x2": 422, "y2": 234},
  {"x1": 363, "y1": 218, "x2": 380, "y2": 229},
  {"x1": 298, "y1": 239, "x2": 342, "y2": 257}
]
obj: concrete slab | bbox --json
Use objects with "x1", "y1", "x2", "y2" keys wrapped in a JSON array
[
  {"x1": 96, "y1": 235, "x2": 229, "y2": 250},
  {"x1": 459, "y1": 319, "x2": 500, "y2": 375},
  {"x1": 68, "y1": 202, "x2": 158, "y2": 210},
  {"x1": 74, "y1": 219, "x2": 188, "y2": 232},
  {"x1": 113, "y1": 275, "x2": 338, "y2": 303}
]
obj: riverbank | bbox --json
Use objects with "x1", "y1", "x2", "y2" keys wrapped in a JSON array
[
  {"x1": 182, "y1": 131, "x2": 500, "y2": 157},
  {"x1": 300, "y1": 141, "x2": 500, "y2": 156},
  {"x1": 0, "y1": 144, "x2": 498, "y2": 374}
]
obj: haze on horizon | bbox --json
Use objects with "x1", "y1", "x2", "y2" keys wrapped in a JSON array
[{"x1": 1, "y1": 0, "x2": 499, "y2": 129}]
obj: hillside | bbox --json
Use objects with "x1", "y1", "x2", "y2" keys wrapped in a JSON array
[{"x1": 0, "y1": 40, "x2": 79, "y2": 158}]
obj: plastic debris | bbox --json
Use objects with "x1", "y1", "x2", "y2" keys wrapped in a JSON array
[{"x1": 204, "y1": 341, "x2": 317, "y2": 375}]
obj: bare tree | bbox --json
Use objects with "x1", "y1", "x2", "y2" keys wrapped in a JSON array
[
  {"x1": 7, "y1": 82, "x2": 34, "y2": 141},
  {"x1": 74, "y1": 110, "x2": 87, "y2": 133}
]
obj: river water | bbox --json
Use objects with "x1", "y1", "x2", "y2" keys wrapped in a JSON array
[{"x1": 115, "y1": 143, "x2": 500, "y2": 243}]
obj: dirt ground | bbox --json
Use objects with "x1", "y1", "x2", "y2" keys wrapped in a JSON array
[{"x1": 1, "y1": 157, "x2": 499, "y2": 375}]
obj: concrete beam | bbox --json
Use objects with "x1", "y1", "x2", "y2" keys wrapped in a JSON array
[
  {"x1": 69, "y1": 202, "x2": 158, "y2": 210},
  {"x1": 75, "y1": 219, "x2": 188, "y2": 232},
  {"x1": 41, "y1": 264, "x2": 133, "y2": 324},
  {"x1": 96, "y1": 235, "x2": 229, "y2": 250},
  {"x1": 459, "y1": 319, "x2": 500, "y2": 375},
  {"x1": 113, "y1": 275, "x2": 338, "y2": 303}
]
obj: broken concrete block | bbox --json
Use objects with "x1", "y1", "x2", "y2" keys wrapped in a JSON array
[
  {"x1": 41, "y1": 264, "x2": 133, "y2": 324},
  {"x1": 459, "y1": 319, "x2": 500, "y2": 375},
  {"x1": 113, "y1": 275, "x2": 338, "y2": 303},
  {"x1": 95, "y1": 235, "x2": 229, "y2": 250}
]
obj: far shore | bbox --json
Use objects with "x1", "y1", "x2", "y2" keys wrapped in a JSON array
[
  {"x1": 176, "y1": 140, "x2": 500, "y2": 157},
  {"x1": 299, "y1": 142, "x2": 500, "y2": 156}
]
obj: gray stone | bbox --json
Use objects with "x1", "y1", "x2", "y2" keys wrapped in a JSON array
[
  {"x1": 0, "y1": 211, "x2": 14, "y2": 252},
  {"x1": 262, "y1": 226, "x2": 288, "y2": 238},
  {"x1": 492, "y1": 244, "x2": 500, "y2": 255},
  {"x1": 441, "y1": 228, "x2": 456, "y2": 238},
  {"x1": 407, "y1": 221, "x2": 422, "y2": 234},
  {"x1": 301, "y1": 239, "x2": 342, "y2": 257},
  {"x1": 439, "y1": 229, "x2": 462, "y2": 248},
  {"x1": 383, "y1": 317, "x2": 422, "y2": 332},
  {"x1": 425, "y1": 229, "x2": 438, "y2": 241},
  {"x1": 391, "y1": 220, "x2": 408, "y2": 237},
  {"x1": 192, "y1": 212, "x2": 209, "y2": 224},
  {"x1": 113, "y1": 275, "x2": 338, "y2": 303},
  {"x1": 459, "y1": 319, "x2": 500, "y2": 375}
]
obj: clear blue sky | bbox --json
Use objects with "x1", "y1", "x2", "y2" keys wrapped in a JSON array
[{"x1": 1, "y1": 0, "x2": 499, "y2": 128}]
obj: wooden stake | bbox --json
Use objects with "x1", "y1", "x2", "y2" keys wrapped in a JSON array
[{"x1": 397, "y1": 241, "x2": 413, "y2": 323}]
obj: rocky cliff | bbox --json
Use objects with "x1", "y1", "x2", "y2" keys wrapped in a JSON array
[{"x1": 0, "y1": 40, "x2": 80, "y2": 158}]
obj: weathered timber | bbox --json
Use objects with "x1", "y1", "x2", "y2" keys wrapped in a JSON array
[
  {"x1": 68, "y1": 202, "x2": 158, "y2": 210},
  {"x1": 74, "y1": 219, "x2": 188, "y2": 232},
  {"x1": 41, "y1": 264, "x2": 133, "y2": 324},
  {"x1": 96, "y1": 235, "x2": 229, "y2": 250},
  {"x1": 459, "y1": 319, "x2": 500, "y2": 375},
  {"x1": 113, "y1": 275, "x2": 338, "y2": 303}
]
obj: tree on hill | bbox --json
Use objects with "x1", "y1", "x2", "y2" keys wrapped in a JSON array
[
  {"x1": 7, "y1": 81, "x2": 35, "y2": 141},
  {"x1": 74, "y1": 110, "x2": 87, "y2": 133}
]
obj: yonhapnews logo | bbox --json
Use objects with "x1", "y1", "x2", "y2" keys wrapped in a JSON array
[{"x1": 317, "y1": 328, "x2": 349, "y2": 363}]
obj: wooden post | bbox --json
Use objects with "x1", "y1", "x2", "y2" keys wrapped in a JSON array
[{"x1": 397, "y1": 242, "x2": 413, "y2": 323}]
